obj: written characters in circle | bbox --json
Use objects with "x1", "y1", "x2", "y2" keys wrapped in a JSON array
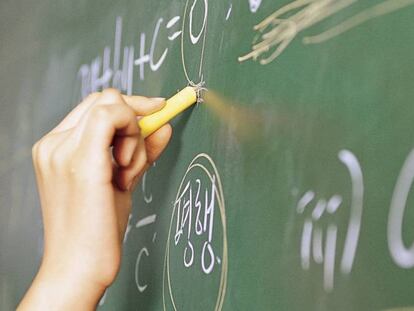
[{"x1": 163, "y1": 153, "x2": 228, "y2": 311}]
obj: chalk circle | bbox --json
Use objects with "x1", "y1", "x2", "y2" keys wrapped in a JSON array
[
  {"x1": 181, "y1": 0, "x2": 209, "y2": 85},
  {"x1": 162, "y1": 153, "x2": 228, "y2": 311}
]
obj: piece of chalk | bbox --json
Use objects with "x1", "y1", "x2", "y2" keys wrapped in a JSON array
[{"x1": 138, "y1": 86, "x2": 198, "y2": 138}]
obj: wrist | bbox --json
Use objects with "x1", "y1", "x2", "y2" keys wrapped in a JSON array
[{"x1": 18, "y1": 264, "x2": 106, "y2": 311}]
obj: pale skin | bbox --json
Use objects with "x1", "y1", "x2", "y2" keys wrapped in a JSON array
[{"x1": 17, "y1": 89, "x2": 172, "y2": 310}]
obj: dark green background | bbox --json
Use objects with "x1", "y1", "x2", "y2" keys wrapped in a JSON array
[{"x1": 1, "y1": 0, "x2": 414, "y2": 310}]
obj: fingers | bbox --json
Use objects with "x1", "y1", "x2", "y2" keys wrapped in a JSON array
[
  {"x1": 59, "y1": 88, "x2": 171, "y2": 192},
  {"x1": 144, "y1": 124, "x2": 173, "y2": 164},
  {"x1": 114, "y1": 137, "x2": 147, "y2": 191},
  {"x1": 122, "y1": 95, "x2": 166, "y2": 116},
  {"x1": 73, "y1": 89, "x2": 138, "y2": 152},
  {"x1": 112, "y1": 135, "x2": 138, "y2": 167},
  {"x1": 111, "y1": 95, "x2": 166, "y2": 167},
  {"x1": 50, "y1": 90, "x2": 166, "y2": 135},
  {"x1": 113, "y1": 124, "x2": 172, "y2": 191},
  {"x1": 77, "y1": 103, "x2": 140, "y2": 157},
  {"x1": 50, "y1": 89, "x2": 124, "y2": 135}
]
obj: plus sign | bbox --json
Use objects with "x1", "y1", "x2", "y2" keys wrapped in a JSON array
[{"x1": 134, "y1": 32, "x2": 150, "y2": 80}]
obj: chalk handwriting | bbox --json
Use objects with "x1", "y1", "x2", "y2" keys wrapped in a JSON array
[
  {"x1": 98, "y1": 289, "x2": 108, "y2": 306},
  {"x1": 163, "y1": 153, "x2": 228, "y2": 311},
  {"x1": 123, "y1": 214, "x2": 133, "y2": 244},
  {"x1": 78, "y1": 17, "x2": 134, "y2": 98},
  {"x1": 78, "y1": 15, "x2": 182, "y2": 99},
  {"x1": 181, "y1": 0, "x2": 209, "y2": 86},
  {"x1": 297, "y1": 149, "x2": 363, "y2": 292},
  {"x1": 388, "y1": 149, "x2": 414, "y2": 268},
  {"x1": 77, "y1": 0, "x2": 213, "y2": 97},
  {"x1": 167, "y1": 16, "x2": 182, "y2": 41},
  {"x1": 135, "y1": 247, "x2": 150, "y2": 292},
  {"x1": 226, "y1": 3, "x2": 233, "y2": 20},
  {"x1": 76, "y1": 0, "x2": 214, "y2": 97},
  {"x1": 142, "y1": 162, "x2": 156, "y2": 204},
  {"x1": 249, "y1": 0, "x2": 262, "y2": 13},
  {"x1": 173, "y1": 177, "x2": 217, "y2": 273},
  {"x1": 133, "y1": 17, "x2": 169, "y2": 79},
  {"x1": 132, "y1": 165, "x2": 160, "y2": 296},
  {"x1": 75, "y1": 2, "x2": 414, "y2": 306},
  {"x1": 136, "y1": 214, "x2": 157, "y2": 229},
  {"x1": 134, "y1": 213, "x2": 158, "y2": 294}
]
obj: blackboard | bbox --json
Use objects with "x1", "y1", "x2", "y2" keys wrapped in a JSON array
[{"x1": 2, "y1": 0, "x2": 414, "y2": 310}]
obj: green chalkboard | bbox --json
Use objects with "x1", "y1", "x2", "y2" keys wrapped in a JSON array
[{"x1": 2, "y1": 0, "x2": 414, "y2": 310}]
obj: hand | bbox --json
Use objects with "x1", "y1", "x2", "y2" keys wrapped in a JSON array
[{"x1": 18, "y1": 89, "x2": 172, "y2": 310}]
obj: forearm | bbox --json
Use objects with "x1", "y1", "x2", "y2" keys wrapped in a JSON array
[{"x1": 17, "y1": 266, "x2": 105, "y2": 311}]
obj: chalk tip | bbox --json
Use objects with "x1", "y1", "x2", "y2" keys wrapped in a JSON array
[{"x1": 190, "y1": 85, "x2": 206, "y2": 104}]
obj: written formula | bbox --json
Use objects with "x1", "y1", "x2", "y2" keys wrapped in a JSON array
[
  {"x1": 77, "y1": 0, "x2": 268, "y2": 98},
  {"x1": 77, "y1": 15, "x2": 180, "y2": 98},
  {"x1": 77, "y1": 0, "x2": 212, "y2": 97}
]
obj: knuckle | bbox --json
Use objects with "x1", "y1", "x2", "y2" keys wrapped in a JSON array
[
  {"x1": 32, "y1": 141, "x2": 43, "y2": 171},
  {"x1": 33, "y1": 137, "x2": 69, "y2": 173},
  {"x1": 35, "y1": 138, "x2": 51, "y2": 165},
  {"x1": 102, "y1": 88, "x2": 123, "y2": 101}
]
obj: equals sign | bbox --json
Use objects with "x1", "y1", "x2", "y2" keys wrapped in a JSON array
[
  {"x1": 136, "y1": 214, "x2": 157, "y2": 228},
  {"x1": 166, "y1": 16, "x2": 182, "y2": 41}
]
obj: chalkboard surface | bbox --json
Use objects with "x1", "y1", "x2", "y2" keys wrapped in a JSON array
[{"x1": 2, "y1": 0, "x2": 414, "y2": 310}]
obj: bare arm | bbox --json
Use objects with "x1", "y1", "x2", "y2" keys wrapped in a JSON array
[{"x1": 17, "y1": 89, "x2": 172, "y2": 310}]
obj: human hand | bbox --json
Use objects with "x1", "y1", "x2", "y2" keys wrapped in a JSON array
[{"x1": 18, "y1": 89, "x2": 172, "y2": 310}]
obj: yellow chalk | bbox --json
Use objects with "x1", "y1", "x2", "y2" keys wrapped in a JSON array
[{"x1": 138, "y1": 86, "x2": 198, "y2": 138}]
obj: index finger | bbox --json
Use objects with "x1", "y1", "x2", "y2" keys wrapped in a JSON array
[
  {"x1": 121, "y1": 95, "x2": 166, "y2": 116},
  {"x1": 50, "y1": 91, "x2": 166, "y2": 135}
]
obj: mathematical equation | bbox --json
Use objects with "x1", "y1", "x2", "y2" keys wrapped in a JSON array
[
  {"x1": 77, "y1": 14, "x2": 182, "y2": 98},
  {"x1": 76, "y1": 0, "x2": 267, "y2": 99},
  {"x1": 78, "y1": 0, "x2": 226, "y2": 98}
]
